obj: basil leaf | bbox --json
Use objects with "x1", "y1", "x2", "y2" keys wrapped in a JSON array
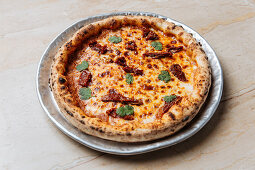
[
  {"x1": 124, "y1": 105, "x2": 134, "y2": 115},
  {"x1": 158, "y1": 70, "x2": 171, "y2": 83},
  {"x1": 76, "y1": 61, "x2": 89, "y2": 71},
  {"x1": 163, "y1": 95, "x2": 177, "y2": 103},
  {"x1": 116, "y1": 106, "x2": 126, "y2": 117},
  {"x1": 79, "y1": 87, "x2": 92, "y2": 100},
  {"x1": 109, "y1": 36, "x2": 122, "y2": 43},
  {"x1": 126, "y1": 73, "x2": 133, "y2": 84},
  {"x1": 116, "y1": 105, "x2": 134, "y2": 117},
  {"x1": 151, "y1": 41, "x2": 162, "y2": 51}
]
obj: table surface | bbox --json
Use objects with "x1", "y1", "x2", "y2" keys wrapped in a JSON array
[{"x1": 1, "y1": 0, "x2": 255, "y2": 169}]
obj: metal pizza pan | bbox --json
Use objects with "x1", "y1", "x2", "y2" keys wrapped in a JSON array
[{"x1": 36, "y1": 12, "x2": 223, "y2": 155}]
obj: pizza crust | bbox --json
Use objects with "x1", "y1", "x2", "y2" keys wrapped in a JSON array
[{"x1": 50, "y1": 16, "x2": 211, "y2": 142}]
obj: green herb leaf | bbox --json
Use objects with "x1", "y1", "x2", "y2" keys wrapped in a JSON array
[
  {"x1": 116, "y1": 105, "x2": 134, "y2": 117},
  {"x1": 126, "y1": 73, "x2": 133, "y2": 84},
  {"x1": 163, "y1": 95, "x2": 177, "y2": 103},
  {"x1": 151, "y1": 41, "x2": 162, "y2": 51},
  {"x1": 76, "y1": 61, "x2": 89, "y2": 71},
  {"x1": 158, "y1": 70, "x2": 171, "y2": 83},
  {"x1": 109, "y1": 36, "x2": 122, "y2": 43},
  {"x1": 79, "y1": 87, "x2": 92, "y2": 100}
]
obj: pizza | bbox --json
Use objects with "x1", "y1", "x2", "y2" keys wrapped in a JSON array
[{"x1": 50, "y1": 15, "x2": 211, "y2": 142}]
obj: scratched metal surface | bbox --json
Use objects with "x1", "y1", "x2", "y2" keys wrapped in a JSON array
[{"x1": 36, "y1": 12, "x2": 223, "y2": 155}]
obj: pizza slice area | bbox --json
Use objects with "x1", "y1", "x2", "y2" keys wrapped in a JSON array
[{"x1": 66, "y1": 25, "x2": 198, "y2": 126}]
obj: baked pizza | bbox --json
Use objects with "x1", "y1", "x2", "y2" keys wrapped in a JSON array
[{"x1": 50, "y1": 15, "x2": 211, "y2": 142}]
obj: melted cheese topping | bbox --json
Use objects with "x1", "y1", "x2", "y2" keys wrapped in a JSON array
[{"x1": 66, "y1": 26, "x2": 197, "y2": 126}]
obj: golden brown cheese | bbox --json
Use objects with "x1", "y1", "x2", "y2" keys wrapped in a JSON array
[{"x1": 66, "y1": 26, "x2": 197, "y2": 126}]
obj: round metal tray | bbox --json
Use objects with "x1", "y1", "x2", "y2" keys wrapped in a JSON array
[{"x1": 36, "y1": 12, "x2": 223, "y2": 155}]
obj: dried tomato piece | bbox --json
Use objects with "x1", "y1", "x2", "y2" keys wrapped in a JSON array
[
  {"x1": 170, "y1": 64, "x2": 187, "y2": 82},
  {"x1": 125, "y1": 41, "x2": 137, "y2": 51},
  {"x1": 89, "y1": 41, "x2": 107, "y2": 54},
  {"x1": 143, "y1": 52, "x2": 172, "y2": 59},
  {"x1": 101, "y1": 89, "x2": 143, "y2": 105},
  {"x1": 142, "y1": 28, "x2": 159, "y2": 40},
  {"x1": 79, "y1": 70, "x2": 92, "y2": 87},
  {"x1": 157, "y1": 96, "x2": 182, "y2": 119},
  {"x1": 167, "y1": 45, "x2": 183, "y2": 53},
  {"x1": 115, "y1": 57, "x2": 127, "y2": 66}
]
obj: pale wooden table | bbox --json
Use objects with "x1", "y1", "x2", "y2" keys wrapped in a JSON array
[{"x1": 1, "y1": 0, "x2": 255, "y2": 169}]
